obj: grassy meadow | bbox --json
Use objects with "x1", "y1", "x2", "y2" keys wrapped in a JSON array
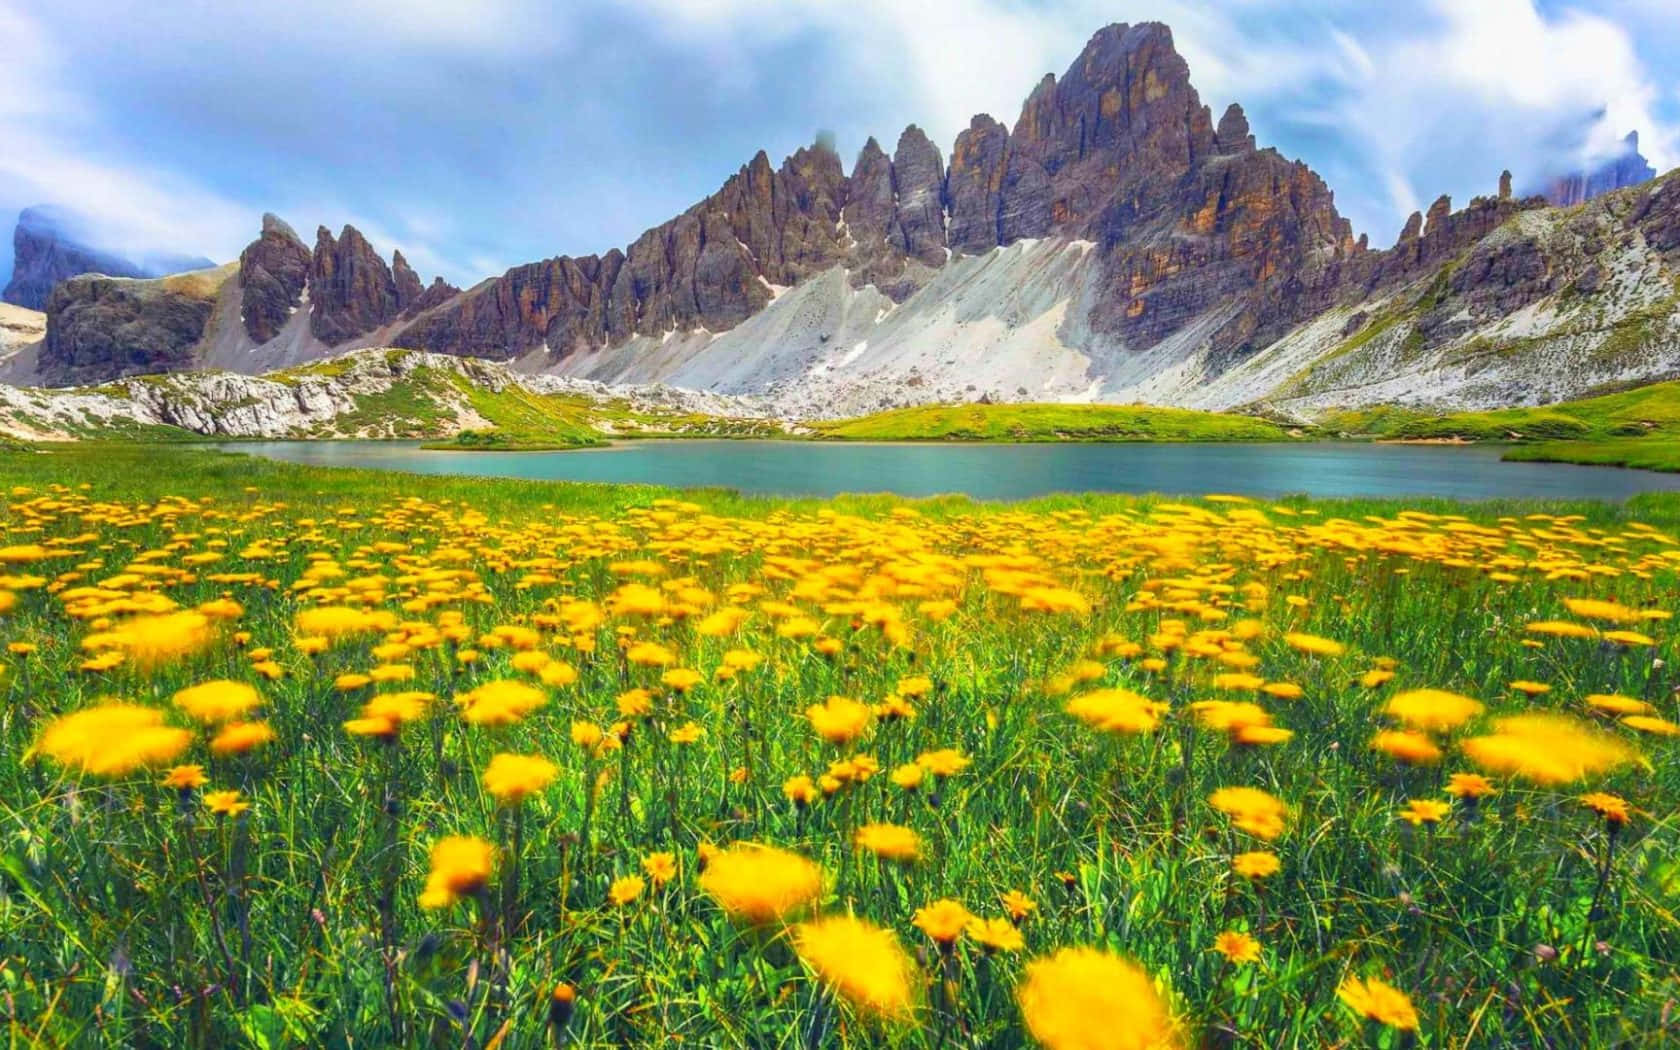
[
  {"x1": 1328, "y1": 381, "x2": 1680, "y2": 472},
  {"x1": 1, "y1": 445, "x2": 1679, "y2": 1047},
  {"x1": 807, "y1": 402, "x2": 1294, "y2": 443}
]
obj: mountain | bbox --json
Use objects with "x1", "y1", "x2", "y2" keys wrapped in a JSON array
[
  {"x1": 9, "y1": 22, "x2": 1680, "y2": 421},
  {"x1": 4, "y1": 214, "x2": 459, "y2": 386},
  {"x1": 1545, "y1": 132, "x2": 1657, "y2": 207},
  {"x1": 1, "y1": 205, "x2": 215, "y2": 310}
]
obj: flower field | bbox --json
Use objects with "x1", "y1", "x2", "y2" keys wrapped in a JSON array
[{"x1": 1, "y1": 447, "x2": 1678, "y2": 1047}]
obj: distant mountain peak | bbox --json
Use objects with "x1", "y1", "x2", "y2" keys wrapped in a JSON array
[
  {"x1": 2, "y1": 204, "x2": 216, "y2": 310},
  {"x1": 1543, "y1": 130, "x2": 1656, "y2": 206}
]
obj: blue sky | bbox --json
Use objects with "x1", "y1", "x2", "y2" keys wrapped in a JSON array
[{"x1": 2, "y1": 0, "x2": 1677, "y2": 289}]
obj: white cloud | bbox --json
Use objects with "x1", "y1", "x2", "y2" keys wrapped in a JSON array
[
  {"x1": 0, "y1": 5, "x2": 252, "y2": 263},
  {"x1": 1292, "y1": 0, "x2": 1676, "y2": 237}
]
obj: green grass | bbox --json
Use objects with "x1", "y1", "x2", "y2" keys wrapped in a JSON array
[
  {"x1": 1505, "y1": 437, "x2": 1680, "y2": 472},
  {"x1": 4, "y1": 444, "x2": 1680, "y2": 1048},
  {"x1": 9, "y1": 446, "x2": 1680, "y2": 1041},
  {"x1": 808, "y1": 402, "x2": 1294, "y2": 443},
  {"x1": 1325, "y1": 380, "x2": 1680, "y2": 469}
]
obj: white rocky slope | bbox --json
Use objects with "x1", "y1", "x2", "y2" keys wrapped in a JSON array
[
  {"x1": 0, "y1": 303, "x2": 46, "y2": 373},
  {"x1": 546, "y1": 238, "x2": 1109, "y2": 419},
  {"x1": 0, "y1": 349, "x2": 772, "y2": 441}
]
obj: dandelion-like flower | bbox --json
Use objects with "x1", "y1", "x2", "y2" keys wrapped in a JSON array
[
  {"x1": 793, "y1": 915, "x2": 916, "y2": 1019},
  {"x1": 172, "y1": 680, "x2": 262, "y2": 724},
  {"x1": 35, "y1": 704, "x2": 192, "y2": 777},
  {"x1": 1370, "y1": 729, "x2": 1442, "y2": 765},
  {"x1": 1017, "y1": 947, "x2": 1181, "y2": 1050},
  {"x1": 967, "y1": 916, "x2": 1025, "y2": 954},
  {"x1": 210, "y1": 720, "x2": 276, "y2": 756},
  {"x1": 806, "y1": 696, "x2": 871, "y2": 745},
  {"x1": 1399, "y1": 799, "x2": 1450, "y2": 826},
  {"x1": 1211, "y1": 931, "x2": 1260, "y2": 964},
  {"x1": 481, "y1": 752, "x2": 559, "y2": 805},
  {"x1": 912, "y1": 898, "x2": 973, "y2": 946},
  {"x1": 855, "y1": 822, "x2": 921, "y2": 863},
  {"x1": 1462, "y1": 714, "x2": 1637, "y2": 785},
  {"x1": 608, "y1": 874, "x2": 645, "y2": 906},
  {"x1": 1065, "y1": 689, "x2": 1166, "y2": 734},
  {"x1": 642, "y1": 851, "x2": 677, "y2": 885},
  {"x1": 1444, "y1": 772, "x2": 1496, "y2": 799},
  {"x1": 1283, "y1": 632, "x2": 1345, "y2": 658},
  {"x1": 1231, "y1": 851, "x2": 1281, "y2": 879},
  {"x1": 1001, "y1": 889, "x2": 1038, "y2": 922},
  {"x1": 418, "y1": 835, "x2": 494, "y2": 909},
  {"x1": 1384, "y1": 689, "x2": 1483, "y2": 732},
  {"x1": 1207, "y1": 786, "x2": 1289, "y2": 841},
  {"x1": 457, "y1": 679, "x2": 548, "y2": 727},
  {"x1": 697, "y1": 843, "x2": 823, "y2": 924},
  {"x1": 203, "y1": 789, "x2": 251, "y2": 816},
  {"x1": 1580, "y1": 791, "x2": 1631, "y2": 826},
  {"x1": 1337, "y1": 975, "x2": 1419, "y2": 1031}
]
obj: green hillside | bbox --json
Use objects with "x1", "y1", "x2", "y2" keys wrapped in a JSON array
[
  {"x1": 809, "y1": 401, "x2": 1295, "y2": 442},
  {"x1": 1324, "y1": 380, "x2": 1680, "y2": 471}
]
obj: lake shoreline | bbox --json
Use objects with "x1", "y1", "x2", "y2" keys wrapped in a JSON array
[{"x1": 203, "y1": 437, "x2": 1680, "y2": 503}]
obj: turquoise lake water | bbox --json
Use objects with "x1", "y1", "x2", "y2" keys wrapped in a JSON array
[{"x1": 217, "y1": 440, "x2": 1680, "y2": 502}]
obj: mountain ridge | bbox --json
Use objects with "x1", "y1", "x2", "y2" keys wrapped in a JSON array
[{"x1": 5, "y1": 21, "x2": 1679, "y2": 422}]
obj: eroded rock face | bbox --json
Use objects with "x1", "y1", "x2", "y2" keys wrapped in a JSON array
[
  {"x1": 309, "y1": 225, "x2": 404, "y2": 344},
  {"x1": 398, "y1": 139, "x2": 867, "y2": 359},
  {"x1": 945, "y1": 115, "x2": 1010, "y2": 255},
  {"x1": 892, "y1": 125, "x2": 948, "y2": 267},
  {"x1": 387, "y1": 19, "x2": 1589, "y2": 375},
  {"x1": 238, "y1": 214, "x2": 311, "y2": 343},
  {"x1": 392, "y1": 250, "x2": 425, "y2": 312},
  {"x1": 28, "y1": 213, "x2": 451, "y2": 385},
  {"x1": 39, "y1": 271, "x2": 224, "y2": 385}
]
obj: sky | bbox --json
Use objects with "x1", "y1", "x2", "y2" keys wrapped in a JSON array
[{"x1": 3, "y1": 0, "x2": 1678, "y2": 290}]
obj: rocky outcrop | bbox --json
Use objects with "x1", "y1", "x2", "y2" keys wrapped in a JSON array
[
  {"x1": 37, "y1": 267, "x2": 232, "y2": 386},
  {"x1": 1545, "y1": 131, "x2": 1656, "y2": 207},
  {"x1": 945, "y1": 115, "x2": 1010, "y2": 255},
  {"x1": 237, "y1": 214, "x2": 311, "y2": 343},
  {"x1": 392, "y1": 250, "x2": 424, "y2": 312},
  {"x1": 395, "y1": 139, "x2": 866, "y2": 360},
  {"x1": 309, "y1": 225, "x2": 403, "y2": 343},
  {"x1": 1215, "y1": 104, "x2": 1255, "y2": 156},
  {"x1": 19, "y1": 214, "x2": 451, "y2": 387},
  {"x1": 891, "y1": 126, "x2": 948, "y2": 267},
  {"x1": 3, "y1": 205, "x2": 214, "y2": 311}
]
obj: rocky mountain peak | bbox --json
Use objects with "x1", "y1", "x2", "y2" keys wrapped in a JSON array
[
  {"x1": 237, "y1": 213, "x2": 311, "y2": 343},
  {"x1": 1545, "y1": 130, "x2": 1657, "y2": 206},
  {"x1": 231, "y1": 216, "x2": 444, "y2": 346},
  {"x1": 1425, "y1": 195, "x2": 1453, "y2": 234},
  {"x1": 260, "y1": 212, "x2": 300, "y2": 241},
  {"x1": 309, "y1": 224, "x2": 402, "y2": 344},
  {"x1": 1215, "y1": 103, "x2": 1255, "y2": 155},
  {"x1": 391, "y1": 250, "x2": 424, "y2": 312}
]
